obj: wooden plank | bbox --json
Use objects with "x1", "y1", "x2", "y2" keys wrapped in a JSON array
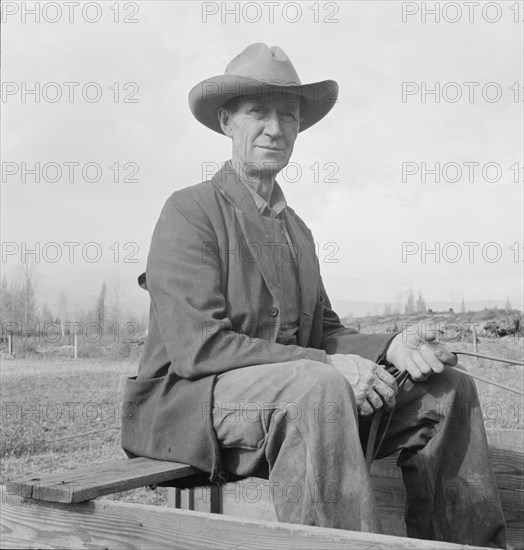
[
  {"x1": 487, "y1": 429, "x2": 524, "y2": 489},
  {"x1": 1, "y1": 486, "x2": 490, "y2": 550},
  {"x1": 370, "y1": 468, "x2": 405, "y2": 537},
  {"x1": 0, "y1": 535, "x2": 59, "y2": 549},
  {"x1": 479, "y1": 429, "x2": 523, "y2": 548},
  {"x1": 219, "y1": 478, "x2": 278, "y2": 521},
  {"x1": 7, "y1": 457, "x2": 200, "y2": 503}
]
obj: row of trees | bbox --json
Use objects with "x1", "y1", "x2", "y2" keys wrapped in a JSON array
[
  {"x1": 0, "y1": 263, "x2": 145, "y2": 338},
  {"x1": 381, "y1": 290, "x2": 515, "y2": 317},
  {"x1": 381, "y1": 288, "x2": 428, "y2": 316},
  {"x1": 1, "y1": 264, "x2": 38, "y2": 329}
]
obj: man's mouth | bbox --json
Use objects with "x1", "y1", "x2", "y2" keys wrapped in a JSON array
[{"x1": 257, "y1": 146, "x2": 284, "y2": 151}]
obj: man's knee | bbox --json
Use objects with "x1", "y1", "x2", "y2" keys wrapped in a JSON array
[
  {"x1": 265, "y1": 361, "x2": 358, "y2": 437},
  {"x1": 437, "y1": 366, "x2": 479, "y2": 402},
  {"x1": 287, "y1": 360, "x2": 356, "y2": 408},
  {"x1": 419, "y1": 366, "x2": 481, "y2": 428},
  {"x1": 290, "y1": 359, "x2": 349, "y2": 388}
]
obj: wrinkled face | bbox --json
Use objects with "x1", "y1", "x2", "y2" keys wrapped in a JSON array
[{"x1": 218, "y1": 92, "x2": 301, "y2": 179}]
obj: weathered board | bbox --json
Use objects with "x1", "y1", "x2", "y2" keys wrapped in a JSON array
[
  {"x1": 1, "y1": 486, "x2": 490, "y2": 550},
  {"x1": 7, "y1": 457, "x2": 199, "y2": 503}
]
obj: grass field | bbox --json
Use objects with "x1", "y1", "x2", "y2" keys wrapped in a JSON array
[
  {"x1": 0, "y1": 358, "x2": 167, "y2": 505},
  {"x1": 1, "y1": 336, "x2": 522, "y2": 506}
]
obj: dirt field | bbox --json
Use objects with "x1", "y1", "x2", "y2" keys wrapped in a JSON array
[{"x1": 1, "y1": 337, "x2": 522, "y2": 504}]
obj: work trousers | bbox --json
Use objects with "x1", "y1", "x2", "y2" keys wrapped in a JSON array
[{"x1": 212, "y1": 359, "x2": 507, "y2": 548}]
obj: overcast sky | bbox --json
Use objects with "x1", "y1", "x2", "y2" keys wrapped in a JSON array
[{"x1": 1, "y1": 1, "x2": 523, "y2": 320}]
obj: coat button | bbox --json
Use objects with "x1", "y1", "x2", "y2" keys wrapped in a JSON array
[{"x1": 268, "y1": 306, "x2": 279, "y2": 317}]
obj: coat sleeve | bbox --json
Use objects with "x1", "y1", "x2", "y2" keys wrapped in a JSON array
[
  {"x1": 319, "y1": 277, "x2": 396, "y2": 363},
  {"x1": 147, "y1": 195, "x2": 326, "y2": 380}
]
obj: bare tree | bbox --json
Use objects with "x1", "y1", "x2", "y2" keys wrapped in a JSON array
[
  {"x1": 108, "y1": 273, "x2": 122, "y2": 328},
  {"x1": 58, "y1": 290, "x2": 68, "y2": 337},
  {"x1": 40, "y1": 302, "x2": 54, "y2": 324},
  {"x1": 95, "y1": 282, "x2": 107, "y2": 336},
  {"x1": 14, "y1": 261, "x2": 38, "y2": 332},
  {"x1": 416, "y1": 291, "x2": 427, "y2": 314},
  {"x1": 405, "y1": 288, "x2": 416, "y2": 315},
  {"x1": 0, "y1": 275, "x2": 12, "y2": 326}
]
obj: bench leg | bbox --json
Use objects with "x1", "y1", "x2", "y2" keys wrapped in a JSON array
[{"x1": 166, "y1": 486, "x2": 222, "y2": 513}]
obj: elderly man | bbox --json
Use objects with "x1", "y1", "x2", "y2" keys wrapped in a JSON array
[{"x1": 122, "y1": 44, "x2": 506, "y2": 547}]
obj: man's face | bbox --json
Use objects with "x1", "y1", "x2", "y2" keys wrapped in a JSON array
[{"x1": 219, "y1": 92, "x2": 301, "y2": 179}]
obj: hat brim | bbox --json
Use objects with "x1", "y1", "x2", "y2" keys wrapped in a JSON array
[{"x1": 188, "y1": 75, "x2": 339, "y2": 135}]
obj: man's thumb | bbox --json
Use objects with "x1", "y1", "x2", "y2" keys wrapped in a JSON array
[{"x1": 417, "y1": 323, "x2": 437, "y2": 342}]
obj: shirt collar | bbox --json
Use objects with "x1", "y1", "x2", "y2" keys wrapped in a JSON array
[{"x1": 229, "y1": 161, "x2": 288, "y2": 218}]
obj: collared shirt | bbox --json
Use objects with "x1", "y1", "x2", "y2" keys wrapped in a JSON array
[
  {"x1": 234, "y1": 167, "x2": 301, "y2": 346},
  {"x1": 241, "y1": 178, "x2": 287, "y2": 218},
  {"x1": 238, "y1": 176, "x2": 297, "y2": 261}
]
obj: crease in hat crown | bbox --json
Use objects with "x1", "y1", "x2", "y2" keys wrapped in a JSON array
[
  {"x1": 188, "y1": 42, "x2": 339, "y2": 135},
  {"x1": 224, "y1": 43, "x2": 301, "y2": 86}
]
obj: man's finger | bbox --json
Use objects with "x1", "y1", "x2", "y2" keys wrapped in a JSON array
[
  {"x1": 411, "y1": 352, "x2": 434, "y2": 377},
  {"x1": 373, "y1": 378, "x2": 397, "y2": 409},
  {"x1": 375, "y1": 367, "x2": 398, "y2": 394},
  {"x1": 359, "y1": 401, "x2": 374, "y2": 416},
  {"x1": 405, "y1": 357, "x2": 427, "y2": 382},
  {"x1": 434, "y1": 349, "x2": 458, "y2": 366},
  {"x1": 417, "y1": 322, "x2": 437, "y2": 342},
  {"x1": 367, "y1": 390, "x2": 384, "y2": 411},
  {"x1": 420, "y1": 344, "x2": 445, "y2": 374}
]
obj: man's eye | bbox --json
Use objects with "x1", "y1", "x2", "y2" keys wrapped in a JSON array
[
  {"x1": 282, "y1": 112, "x2": 297, "y2": 121},
  {"x1": 250, "y1": 106, "x2": 265, "y2": 114}
]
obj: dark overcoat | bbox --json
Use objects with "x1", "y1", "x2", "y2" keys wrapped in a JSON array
[{"x1": 121, "y1": 161, "x2": 393, "y2": 482}]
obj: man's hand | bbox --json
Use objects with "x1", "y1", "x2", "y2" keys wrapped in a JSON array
[
  {"x1": 326, "y1": 354, "x2": 398, "y2": 416},
  {"x1": 386, "y1": 323, "x2": 458, "y2": 382}
]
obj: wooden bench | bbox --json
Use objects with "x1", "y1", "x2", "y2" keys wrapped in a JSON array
[{"x1": 2, "y1": 429, "x2": 522, "y2": 549}]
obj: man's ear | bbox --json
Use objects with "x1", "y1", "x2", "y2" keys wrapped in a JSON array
[{"x1": 217, "y1": 107, "x2": 233, "y2": 137}]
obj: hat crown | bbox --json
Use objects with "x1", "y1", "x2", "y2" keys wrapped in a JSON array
[{"x1": 225, "y1": 43, "x2": 301, "y2": 87}]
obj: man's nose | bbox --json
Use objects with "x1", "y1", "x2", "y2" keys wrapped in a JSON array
[{"x1": 263, "y1": 113, "x2": 284, "y2": 138}]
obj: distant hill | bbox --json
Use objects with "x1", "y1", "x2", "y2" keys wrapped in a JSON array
[
  {"x1": 330, "y1": 299, "x2": 513, "y2": 319},
  {"x1": 340, "y1": 308, "x2": 522, "y2": 338}
]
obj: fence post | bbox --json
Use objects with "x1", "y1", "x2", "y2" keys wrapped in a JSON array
[
  {"x1": 74, "y1": 333, "x2": 78, "y2": 360},
  {"x1": 472, "y1": 325, "x2": 478, "y2": 363},
  {"x1": 8, "y1": 334, "x2": 13, "y2": 355}
]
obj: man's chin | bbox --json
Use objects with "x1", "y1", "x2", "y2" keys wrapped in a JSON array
[{"x1": 244, "y1": 158, "x2": 287, "y2": 179}]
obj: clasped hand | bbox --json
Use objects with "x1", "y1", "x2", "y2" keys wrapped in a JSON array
[
  {"x1": 325, "y1": 354, "x2": 398, "y2": 416},
  {"x1": 326, "y1": 323, "x2": 458, "y2": 416},
  {"x1": 386, "y1": 322, "x2": 458, "y2": 381}
]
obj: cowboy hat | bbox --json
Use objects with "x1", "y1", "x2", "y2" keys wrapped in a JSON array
[{"x1": 188, "y1": 43, "x2": 339, "y2": 135}]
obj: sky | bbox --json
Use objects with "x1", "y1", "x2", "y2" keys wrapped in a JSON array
[{"x1": 1, "y1": 0, "x2": 523, "y2": 321}]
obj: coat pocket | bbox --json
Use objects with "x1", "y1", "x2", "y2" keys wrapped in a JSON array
[
  {"x1": 212, "y1": 403, "x2": 276, "y2": 450},
  {"x1": 122, "y1": 375, "x2": 166, "y2": 424}
]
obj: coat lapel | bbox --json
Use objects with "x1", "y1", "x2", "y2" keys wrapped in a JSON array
[
  {"x1": 283, "y1": 207, "x2": 319, "y2": 346},
  {"x1": 211, "y1": 162, "x2": 281, "y2": 296}
]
